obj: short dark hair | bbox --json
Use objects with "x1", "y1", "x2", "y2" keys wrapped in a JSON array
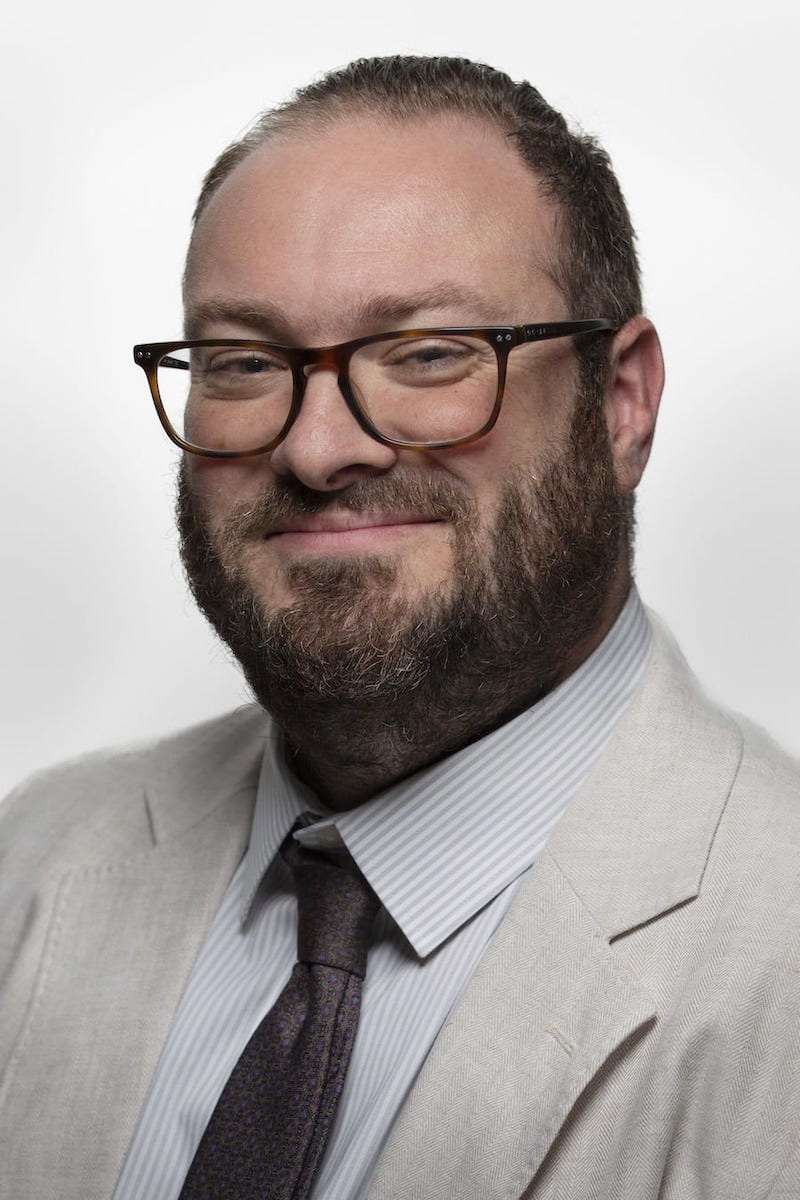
[{"x1": 191, "y1": 55, "x2": 642, "y2": 335}]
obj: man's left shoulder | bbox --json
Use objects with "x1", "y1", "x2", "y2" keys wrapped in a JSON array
[
  {"x1": 716, "y1": 713, "x2": 800, "y2": 899},
  {"x1": 654, "y1": 610, "x2": 800, "y2": 899},
  {"x1": 736, "y1": 713, "x2": 800, "y2": 803}
]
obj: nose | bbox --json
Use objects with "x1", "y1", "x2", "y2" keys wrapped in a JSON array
[{"x1": 268, "y1": 366, "x2": 398, "y2": 491}]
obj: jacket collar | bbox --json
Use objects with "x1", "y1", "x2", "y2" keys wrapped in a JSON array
[
  {"x1": 545, "y1": 611, "x2": 741, "y2": 939},
  {"x1": 143, "y1": 706, "x2": 268, "y2": 845}
]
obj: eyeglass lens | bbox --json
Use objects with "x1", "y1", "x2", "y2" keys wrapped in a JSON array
[{"x1": 156, "y1": 334, "x2": 500, "y2": 452}]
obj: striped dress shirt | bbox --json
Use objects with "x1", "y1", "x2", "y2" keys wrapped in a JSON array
[{"x1": 114, "y1": 589, "x2": 651, "y2": 1200}]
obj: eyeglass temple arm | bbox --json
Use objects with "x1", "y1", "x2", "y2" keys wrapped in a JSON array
[
  {"x1": 160, "y1": 356, "x2": 191, "y2": 370},
  {"x1": 519, "y1": 319, "x2": 616, "y2": 343}
]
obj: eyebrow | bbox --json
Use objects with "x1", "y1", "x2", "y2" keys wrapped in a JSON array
[
  {"x1": 184, "y1": 300, "x2": 291, "y2": 341},
  {"x1": 354, "y1": 283, "x2": 492, "y2": 328},
  {"x1": 183, "y1": 283, "x2": 497, "y2": 344}
]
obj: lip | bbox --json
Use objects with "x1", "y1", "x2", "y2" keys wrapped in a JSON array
[{"x1": 264, "y1": 511, "x2": 443, "y2": 551}]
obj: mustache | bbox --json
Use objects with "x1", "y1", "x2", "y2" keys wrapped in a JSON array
[{"x1": 208, "y1": 472, "x2": 477, "y2": 542}]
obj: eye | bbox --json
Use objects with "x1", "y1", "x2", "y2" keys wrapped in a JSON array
[
  {"x1": 371, "y1": 336, "x2": 491, "y2": 387},
  {"x1": 385, "y1": 338, "x2": 470, "y2": 365},
  {"x1": 202, "y1": 349, "x2": 286, "y2": 376},
  {"x1": 184, "y1": 346, "x2": 292, "y2": 401}
]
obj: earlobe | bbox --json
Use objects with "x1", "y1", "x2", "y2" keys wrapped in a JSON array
[{"x1": 604, "y1": 316, "x2": 665, "y2": 495}]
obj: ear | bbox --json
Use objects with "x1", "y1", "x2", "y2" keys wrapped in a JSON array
[{"x1": 604, "y1": 316, "x2": 665, "y2": 494}]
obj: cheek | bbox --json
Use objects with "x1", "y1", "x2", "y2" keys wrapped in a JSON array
[
  {"x1": 185, "y1": 455, "x2": 274, "y2": 523},
  {"x1": 427, "y1": 442, "x2": 511, "y2": 541},
  {"x1": 456, "y1": 385, "x2": 577, "y2": 520},
  {"x1": 501, "y1": 348, "x2": 580, "y2": 442}
]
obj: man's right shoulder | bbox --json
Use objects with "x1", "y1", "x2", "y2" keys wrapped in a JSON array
[{"x1": 0, "y1": 705, "x2": 269, "y2": 875}]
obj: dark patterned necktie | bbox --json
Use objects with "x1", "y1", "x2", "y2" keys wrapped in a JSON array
[{"x1": 179, "y1": 828, "x2": 380, "y2": 1200}]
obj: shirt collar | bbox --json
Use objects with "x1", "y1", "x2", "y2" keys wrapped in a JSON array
[{"x1": 241, "y1": 589, "x2": 652, "y2": 955}]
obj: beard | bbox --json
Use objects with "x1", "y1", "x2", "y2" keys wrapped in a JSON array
[{"x1": 176, "y1": 390, "x2": 632, "y2": 780}]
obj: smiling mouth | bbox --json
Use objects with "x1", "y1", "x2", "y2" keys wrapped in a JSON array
[
  {"x1": 264, "y1": 512, "x2": 444, "y2": 550},
  {"x1": 267, "y1": 511, "x2": 438, "y2": 535}
]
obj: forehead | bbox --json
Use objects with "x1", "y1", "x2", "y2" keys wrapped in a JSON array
[{"x1": 186, "y1": 113, "x2": 563, "y2": 338}]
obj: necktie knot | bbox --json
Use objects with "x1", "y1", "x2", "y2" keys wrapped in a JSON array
[{"x1": 281, "y1": 833, "x2": 379, "y2": 979}]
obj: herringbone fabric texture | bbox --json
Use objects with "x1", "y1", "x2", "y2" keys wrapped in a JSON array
[{"x1": 178, "y1": 830, "x2": 379, "y2": 1200}]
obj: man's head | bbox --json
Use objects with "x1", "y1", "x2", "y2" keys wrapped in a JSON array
[{"x1": 175, "y1": 57, "x2": 663, "y2": 799}]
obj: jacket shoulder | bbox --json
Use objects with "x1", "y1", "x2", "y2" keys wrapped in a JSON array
[
  {"x1": 0, "y1": 705, "x2": 268, "y2": 875},
  {"x1": 737, "y1": 713, "x2": 800, "y2": 795},
  {"x1": 718, "y1": 715, "x2": 800, "y2": 909}
]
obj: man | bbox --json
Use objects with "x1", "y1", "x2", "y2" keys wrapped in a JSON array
[{"x1": 1, "y1": 55, "x2": 798, "y2": 1200}]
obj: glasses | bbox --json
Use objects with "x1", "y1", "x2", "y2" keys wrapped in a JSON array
[{"x1": 133, "y1": 320, "x2": 615, "y2": 458}]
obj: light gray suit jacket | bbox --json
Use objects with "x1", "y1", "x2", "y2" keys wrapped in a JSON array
[{"x1": 1, "y1": 617, "x2": 799, "y2": 1199}]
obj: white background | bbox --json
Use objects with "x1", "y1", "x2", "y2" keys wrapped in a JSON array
[{"x1": 2, "y1": 0, "x2": 798, "y2": 796}]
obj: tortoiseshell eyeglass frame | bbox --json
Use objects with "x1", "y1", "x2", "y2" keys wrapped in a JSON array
[{"x1": 133, "y1": 319, "x2": 616, "y2": 459}]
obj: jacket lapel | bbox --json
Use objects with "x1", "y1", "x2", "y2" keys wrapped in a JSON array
[
  {"x1": 367, "y1": 617, "x2": 742, "y2": 1199},
  {"x1": 368, "y1": 853, "x2": 656, "y2": 1200}
]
